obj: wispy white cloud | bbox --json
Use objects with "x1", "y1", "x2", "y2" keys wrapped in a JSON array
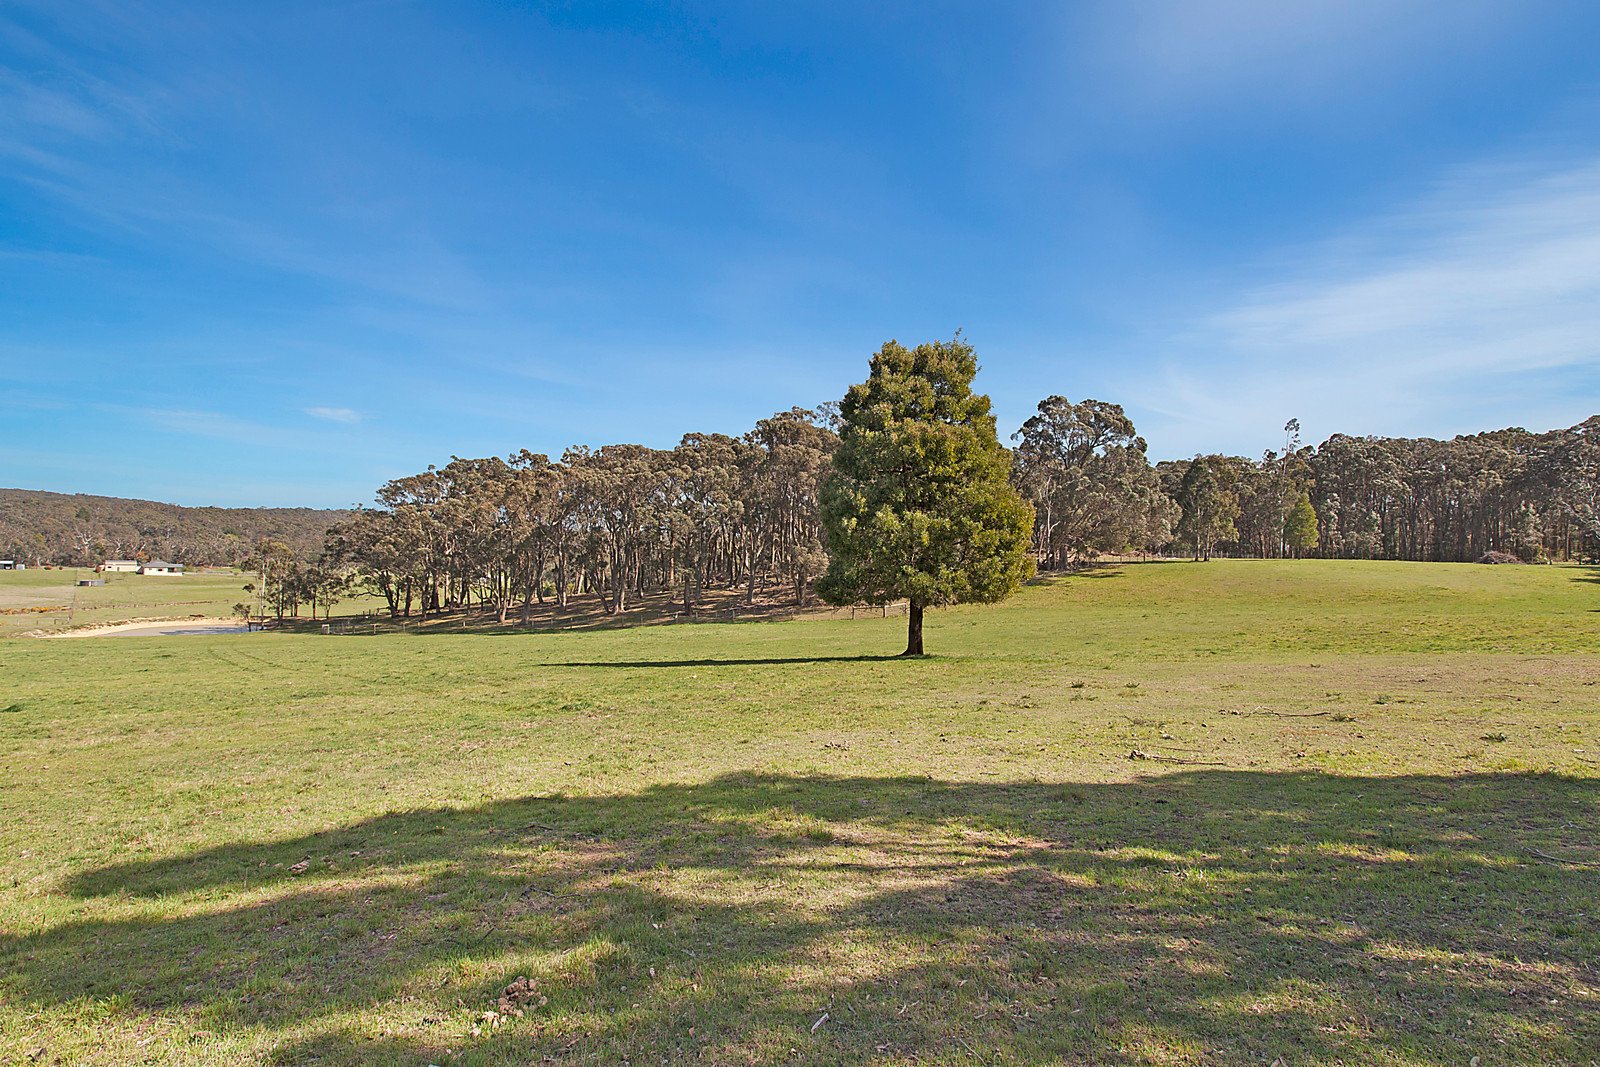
[
  {"x1": 134, "y1": 407, "x2": 265, "y2": 439},
  {"x1": 1134, "y1": 154, "x2": 1600, "y2": 452},
  {"x1": 304, "y1": 406, "x2": 361, "y2": 424},
  {"x1": 0, "y1": 24, "x2": 494, "y2": 312},
  {"x1": 114, "y1": 405, "x2": 347, "y2": 455},
  {"x1": 1065, "y1": 0, "x2": 1518, "y2": 121},
  {"x1": 0, "y1": 245, "x2": 103, "y2": 267}
]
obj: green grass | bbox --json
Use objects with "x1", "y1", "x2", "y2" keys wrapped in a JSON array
[
  {"x1": 0, "y1": 568, "x2": 385, "y2": 637},
  {"x1": 0, "y1": 569, "x2": 250, "y2": 636},
  {"x1": 2, "y1": 559, "x2": 1597, "y2": 1065}
]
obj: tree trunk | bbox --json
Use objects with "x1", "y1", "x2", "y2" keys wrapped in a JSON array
[{"x1": 902, "y1": 599, "x2": 924, "y2": 657}]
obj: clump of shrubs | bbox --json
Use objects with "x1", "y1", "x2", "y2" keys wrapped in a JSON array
[{"x1": 1475, "y1": 551, "x2": 1524, "y2": 565}]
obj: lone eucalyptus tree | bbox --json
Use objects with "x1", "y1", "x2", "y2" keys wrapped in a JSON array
[{"x1": 817, "y1": 336, "x2": 1034, "y2": 656}]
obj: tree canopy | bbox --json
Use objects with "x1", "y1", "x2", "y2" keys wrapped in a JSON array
[
  {"x1": 816, "y1": 337, "x2": 1035, "y2": 655},
  {"x1": 1173, "y1": 456, "x2": 1241, "y2": 561},
  {"x1": 1012, "y1": 396, "x2": 1176, "y2": 566},
  {"x1": 1284, "y1": 490, "x2": 1319, "y2": 557}
]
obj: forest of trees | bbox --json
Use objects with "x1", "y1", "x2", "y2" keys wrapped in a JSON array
[
  {"x1": 8, "y1": 401, "x2": 1599, "y2": 623},
  {"x1": 318, "y1": 408, "x2": 837, "y2": 624},
  {"x1": 310, "y1": 405, "x2": 1600, "y2": 622},
  {"x1": 1149, "y1": 419, "x2": 1598, "y2": 565}
]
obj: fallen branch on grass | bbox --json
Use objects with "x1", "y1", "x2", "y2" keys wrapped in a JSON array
[
  {"x1": 1126, "y1": 749, "x2": 1228, "y2": 766},
  {"x1": 1526, "y1": 847, "x2": 1600, "y2": 868},
  {"x1": 1242, "y1": 710, "x2": 1330, "y2": 718}
]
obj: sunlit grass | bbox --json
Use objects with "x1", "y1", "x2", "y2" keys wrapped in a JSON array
[
  {"x1": 1, "y1": 560, "x2": 1597, "y2": 1064},
  {"x1": 0, "y1": 569, "x2": 277, "y2": 636}
]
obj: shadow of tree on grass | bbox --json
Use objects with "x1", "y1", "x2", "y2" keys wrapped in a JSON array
[
  {"x1": 7, "y1": 772, "x2": 1598, "y2": 1064},
  {"x1": 1568, "y1": 564, "x2": 1600, "y2": 586},
  {"x1": 540, "y1": 655, "x2": 905, "y2": 669}
]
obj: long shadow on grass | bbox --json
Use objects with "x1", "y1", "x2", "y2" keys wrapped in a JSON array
[
  {"x1": 542, "y1": 654, "x2": 905, "y2": 668},
  {"x1": 1569, "y1": 565, "x2": 1600, "y2": 586},
  {"x1": 8, "y1": 772, "x2": 1599, "y2": 1065}
]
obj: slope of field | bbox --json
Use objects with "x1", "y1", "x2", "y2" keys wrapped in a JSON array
[
  {"x1": 0, "y1": 569, "x2": 372, "y2": 637},
  {"x1": 1, "y1": 560, "x2": 1597, "y2": 1065}
]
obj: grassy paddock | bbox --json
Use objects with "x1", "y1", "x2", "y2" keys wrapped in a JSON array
[
  {"x1": 0, "y1": 570, "x2": 266, "y2": 637},
  {"x1": 1, "y1": 560, "x2": 1597, "y2": 1064}
]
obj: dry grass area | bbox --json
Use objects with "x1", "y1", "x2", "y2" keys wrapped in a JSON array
[
  {"x1": 0, "y1": 569, "x2": 276, "y2": 637},
  {"x1": 1, "y1": 560, "x2": 1597, "y2": 1065}
]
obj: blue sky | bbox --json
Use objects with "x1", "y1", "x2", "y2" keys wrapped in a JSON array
[{"x1": 3, "y1": 1, "x2": 1599, "y2": 507}]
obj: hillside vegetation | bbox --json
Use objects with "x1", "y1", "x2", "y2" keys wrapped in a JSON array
[
  {"x1": 1, "y1": 559, "x2": 1595, "y2": 1064},
  {"x1": 0, "y1": 487, "x2": 350, "y2": 567}
]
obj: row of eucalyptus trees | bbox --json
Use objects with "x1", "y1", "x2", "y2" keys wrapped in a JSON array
[
  {"x1": 319, "y1": 401, "x2": 1600, "y2": 618},
  {"x1": 325, "y1": 408, "x2": 836, "y2": 620},
  {"x1": 1008, "y1": 404, "x2": 1600, "y2": 566},
  {"x1": 1300, "y1": 423, "x2": 1597, "y2": 562}
]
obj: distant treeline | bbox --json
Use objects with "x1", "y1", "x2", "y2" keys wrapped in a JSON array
[
  {"x1": 0, "y1": 488, "x2": 350, "y2": 567},
  {"x1": 8, "y1": 404, "x2": 1597, "y2": 618},
  {"x1": 1255, "y1": 425, "x2": 1593, "y2": 564},
  {"x1": 304, "y1": 403, "x2": 1599, "y2": 621},
  {"x1": 1025, "y1": 406, "x2": 1597, "y2": 566}
]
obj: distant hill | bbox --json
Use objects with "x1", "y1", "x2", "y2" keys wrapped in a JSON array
[{"x1": 0, "y1": 488, "x2": 353, "y2": 567}]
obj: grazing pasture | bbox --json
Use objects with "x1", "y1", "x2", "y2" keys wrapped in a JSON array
[
  {"x1": 0, "y1": 569, "x2": 254, "y2": 637},
  {"x1": 1, "y1": 560, "x2": 1596, "y2": 1065}
]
